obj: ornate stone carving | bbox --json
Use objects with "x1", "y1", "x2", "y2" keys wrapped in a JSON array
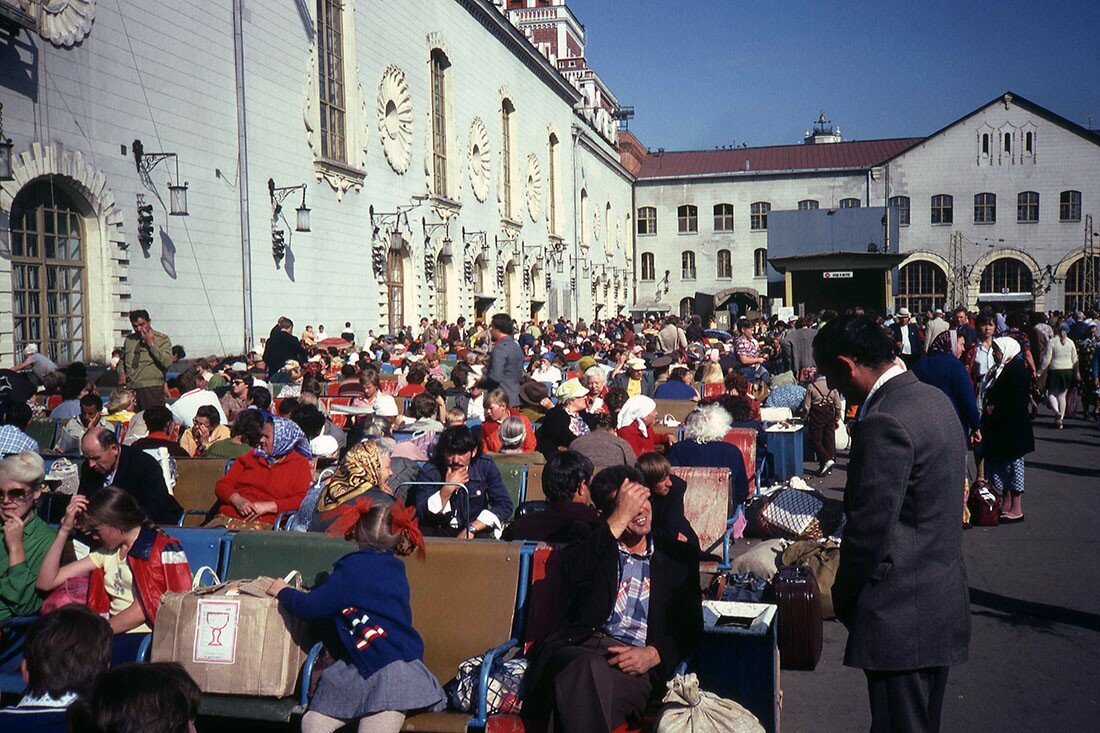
[
  {"x1": 468, "y1": 118, "x2": 492, "y2": 203},
  {"x1": 524, "y1": 154, "x2": 542, "y2": 222},
  {"x1": 592, "y1": 207, "x2": 602, "y2": 242},
  {"x1": 35, "y1": 0, "x2": 96, "y2": 47},
  {"x1": 377, "y1": 65, "x2": 414, "y2": 175}
]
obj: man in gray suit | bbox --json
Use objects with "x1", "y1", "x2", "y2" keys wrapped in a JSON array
[
  {"x1": 813, "y1": 315, "x2": 970, "y2": 733},
  {"x1": 486, "y1": 313, "x2": 525, "y2": 406}
]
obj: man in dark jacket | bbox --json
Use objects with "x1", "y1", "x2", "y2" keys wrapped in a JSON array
[
  {"x1": 814, "y1": 315, "x2": 969, "y2": 733},
  {"x1": 525, "y1": 465, "x2": 702, "y2": 733},
  {"x1": 888, "y1": 308, "x2": 922, "y2": 367},
  {"x1": 262, "y1": 316, "x2": 308, "y2": 375},
  {"x1": 507, "y1": 450, "x2": 600, "y2": 544},
  {"x1": 485, "y1": 313, "x2": 525, "y2": 406},
  {"x1": 78, "y1": 427, "x2": 183, "y2": 524}
]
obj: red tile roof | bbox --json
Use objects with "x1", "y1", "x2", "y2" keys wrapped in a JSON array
[{"x1": 635, "y1": 138, "x2": 925, "y2": 179}]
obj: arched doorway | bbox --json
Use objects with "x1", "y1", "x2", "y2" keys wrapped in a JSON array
[
  {"x1": 386, "y1": 249, "x2": 405, "y2": 334},
  {"x1": 896, "y1": 260, "x2": 947, "y2": 314},
  {"x1": 1064, "y1": 256, "x2": 1099, "y2": 312},
  {"x1": 679, "y1": 297, "x2": 695, "y2": 319},
  {"x1": 10, "y1": 181, "x2": 88, "y2": 363},
  {"x1": 979, "y1": 258, "x2": 1034, "y2": 311}
]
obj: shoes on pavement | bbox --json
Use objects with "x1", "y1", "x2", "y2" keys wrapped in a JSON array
[
  {"x1": 819, "y1": 460, "x2": 835, "y2": 477},
  {"x1": 999, "y1": 515, "x2": 1025, "y2": 524}
]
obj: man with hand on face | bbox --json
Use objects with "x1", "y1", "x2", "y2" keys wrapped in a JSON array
[
  {"x1": 77, "y1": 427, "x2": 183, "y2": 525},
  {"x1": 117, "y1": 309, "x2": 174, "y2": 411},
  {"x1": 524, "y1": 465, "x2": 702, "y2": 733}
]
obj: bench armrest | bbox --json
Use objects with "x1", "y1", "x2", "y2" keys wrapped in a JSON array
[
  {"x1": 136, "y1": 634, "x2": 152, "y2": 663},
  {"x1": 298, "y1": 641, "x2": 326, "y2": 707},
  {"x1": 177, "y1": 510, "x2": 208, "y2": 527},
  {"x1": 469, "y1": 637, "x2": 521, "y2": 728}
]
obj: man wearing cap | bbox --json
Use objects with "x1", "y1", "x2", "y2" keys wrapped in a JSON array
[
  {"x1": 518, "y1": 381, "x2": 553, "y2": 424},
  {"x1": 924, "y1": 309, "x2": 950, "y2": 353},
  {"x1": 118, "y1": 309, "x2": 174, "y2": 410},
  {"x1": 611, "y1": 357, "x2": 655, "y2": 398},
  {"x1": 486, "y1": 313, "x2": 525, "y2": 406},
  {"x1": 9, "y1": 344, "x2": 58, "y2": 387},
  {"x1": 889, "y1": 308, "x2": 922, "y2": 367}
]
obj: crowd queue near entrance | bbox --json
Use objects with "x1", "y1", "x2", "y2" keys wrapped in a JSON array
[{"x1": 0, "y1": 298, "x2": 1096, "y2": 732}]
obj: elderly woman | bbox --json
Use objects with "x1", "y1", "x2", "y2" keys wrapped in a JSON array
[
  {"x1": 980, "y1": 337, "x2": 1034, "y2": 522},
  {"x1": 581, "y1": 366, "x2": 609, "y2": 414},
  {"x1": 300, "y1": 440, "x2": 393, "y2": 532},
  {"x1": 0, "y1": 452, "x2": 53, "y2": 622},
  {"x1": 616, "y1": 395, "x2": 669, "y2": 457},
  {"x1": 667, "y1": 403, "x2": 750, "y2": 504},
  {"x1": 277, "y1": 361, "x2": 305, "y2": 398},
  {"x1": 413, "y1": 427, "x2": 513, "y2": 539},
  {"x1": 535, "y1": 379, "x2": 591, "y2": 458},
  {"x1": 480, "y1": 388, "x2": 537, "y2": 454},
  {"x1": 211, "y1": 414, "x2": 314, "y2": 529}
]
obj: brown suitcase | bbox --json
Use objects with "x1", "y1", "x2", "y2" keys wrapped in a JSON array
[{"x1": 774, "y1": 564, "x2": 823, "y2": 670}]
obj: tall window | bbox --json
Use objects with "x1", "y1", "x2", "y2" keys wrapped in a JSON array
[
  {"x1": 317, "y1": 0, "x2": 346, "y2": 162},
  {"x1": 974, "y1": 193, "x2": 996, "y2": 224},
  {"x1": 501, "y1": 99, "x2": 515, "y2": 218},
  {"x1": 839, "y1": 198, "x2": 861, "y2": 208},
  {"x1": 677, "y1": 205, "x2": 698, "y2": 233},
  {"x1": 889, "y1": 195, "x2": 911, "y2": 226},
  {"x1": 579, "y1": 188, "x2": 588, "y2": 243},
  {"x1": 434, "y1": 255, "x2": 448, "y2": 322},
  {"x1": 798, "y1": 199, "x2": 819, "y2": 210},
  {"x1": 753, "y1": 249, "x2": 767, "y2": 277},
  {"x1": 980, "y1": 258, "x2": 1033, "y2": 295},
  {"x1": 386, "y1": 250, "x2": 405, "y2": 333},
  {"x1": 1060, "y1": 190, "x2": 1082, "y2": 222},
  {"x1": 681, "y1": 251, "x2": 696, "y2": 280},
  {"x1": 1025, "y1": 131, "x2": 1034, "y2": 154},
  {"x1": 10, "y1": 181, "x2": 87, "y2": 363},
  {"x1": 981, "y1": 133, "x2": 990, "y2": 156},
  {"x1": 713, "y1": 203, "x2": 735, "y2": 232},
  {"x1": 717, "y1": 249, "x2": 732, "y2": 278},
  {"x1": 931, "y1": 194, "x2": 953, "y2": 225},
  {"x1": 896, "y1": 261, "x2": 947, "y2": 315},
  {"x1": 1017, "y1": 191, "x2": 1039, "y2": 222},
  {"x1": 637, "y1": 206, "x2": 657, "y2": 235},
  {"x1": 429, "y1": 50, "x2": 450, "y2": 197},
  {"x1": 640, "y1": 252, "x2": 655, "y2": 281},
  {"x1": 750, "y1": 202, "x2": 770, "y2": 231},
  {"x1": 679, "y1": 297, "x2": 695, "y2": 320},
  {"x1": 1064, "y1": 256, "x2": 1100, "y2": 312},
  {"x1": 547, "y1": 134, "x2": 559, "y2": 234},
  {"x1": 1003, "y1": 132, "x2": 1012, "y2": 153}
]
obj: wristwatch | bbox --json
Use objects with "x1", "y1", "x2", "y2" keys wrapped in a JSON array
[{"x1": 467, "y1": 523, "x2": 478, "y2": 535}]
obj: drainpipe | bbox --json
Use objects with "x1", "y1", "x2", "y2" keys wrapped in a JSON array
[
  {"x1": 572, "y1": 125, "x2": 580, "y2": 320},
  {"x1": 233, "y1": 0, "x2": 254, "y2": 352}
]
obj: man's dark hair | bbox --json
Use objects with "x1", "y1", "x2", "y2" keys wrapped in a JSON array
[
  {"x1": 79, "y1": 393, "x2": 102, "y2": 410},
  {"x1": 431, "y1": 426, "x2": 479, "y2": 473},
  {"x1": 61, "y1": 379, "x2": 85, "y2": 401},
  {"x1": 277, "y1": 316, "x2": 294, "y2": 330},
  {"x1": 406, "y1": 365, "x2": 428, "y2": 385},
  {"x1": 604, "y1": 386, "x2": 629, "y2": 418},
  {"x1": 248, "y1": 385, "x2": 272, "y2": 411},
  {"x1": 230, "y1": 370, "x2": 253, "y2": 387},
  {"x1": 813, "y1": 314, "x2": 895, "y2": 368},
  {"x1": 128, "y1": 309, "x2": 151, "y2": 324},
  {"x1": 291, "y1": 404, "x2": 325, "y2": 439},
  {"x1": 490, "y1": 313, "x2": 514, "y2": 335},
  {"x1": 177, "y1": 366, "x2": 202, "y2": 393},
  {"x1": 341, "y1": 363, "x2": 357, "y2": 378},
  {"x1": 543, "y1": 451, "x2": 594, "y2": 503},
  {"x1": 277, "y1": 397, "x2": 299, "y2": 416},
  {"x1": 450, "y1": 362, "x2": 473, "y2": 390},
  {"x1": 144, "y1": 405, "x2": 174, "y2": 433},
  {"x1": 359, "y1": 368, "x2": 381, "y2": 388},
  {"x1": 195, "y1": 405, "x2": 220, "y2": 427},
  {"x1": 25, "y1": 605, "x2": 113, "y2": 698},
  {"x1": 67, "y1": 662, "x2": 200, "y2": 733},
  {"x1": 975, "y1": 314, "x2": 994, "y2": 327},
  {"x1": 718, "y1": 394, "x2": 753, "y2": 422},
  {"x1": 4, "y1": 401, "x2": 32, "y2": 429},
  {"x1": 232, "y1": 409, "x2": 266, "y2": 447},
  {"x1": 409, "y1": 393, "x2": 439, "y2": 420},
  {"x1": 670, "y1": 367, "x2": 689, "y2": 382},
  {"x1": 589, "y1": 410, "x2": 616, "y2": 430},
  {"x1": 424, "y1": 379, "x2": 446, "y2": 400},
  {"x1": 171, "y1": 345, "x2": 186, "y2": 361},
  {"x1": 87, "y1": 426, "x2": 119, "y2": 451},
  {"x1": 589, "y1": 465, "x2": 645, "y2": 515}
]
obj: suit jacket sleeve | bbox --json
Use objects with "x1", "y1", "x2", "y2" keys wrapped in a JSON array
[
  {"x1": 651, "y1": 545, "x2": 703, "y2": 677},
  {"x1": 832, "y1": 412, "x2": 913, "y2": 624}
]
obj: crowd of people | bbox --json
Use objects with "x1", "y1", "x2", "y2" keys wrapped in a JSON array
[{"x1": 0, "y1": 300, "x2": 1094, "y2": 732}]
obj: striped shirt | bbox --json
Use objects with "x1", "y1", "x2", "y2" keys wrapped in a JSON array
[{"x1": 602, "y1": 537, "x2": 652, "y2": 647}]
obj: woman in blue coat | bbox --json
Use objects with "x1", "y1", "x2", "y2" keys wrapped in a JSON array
[{"x1": 912, "y1": 330, "x2": 981, "y2": 441}]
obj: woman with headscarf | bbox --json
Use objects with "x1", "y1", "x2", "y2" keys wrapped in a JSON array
[
  {"x1": 211, "y1": 414, "x2": 314, "y2": 528},
  {"x1": 300, "y1": 440, "x2": 393, "y2": 532},
  {"x1": 615, "y1": 395, "x2": 669, "y2": 457},
  {"x1": 912, "y1": 329, "x2": 981, "y2": 442},
  {"x1": 979, "y1": 337, "x2": 1034, "y2": 522},
  {"x1": 535, "y1": 379, "x2": 592, "y2": 458}
]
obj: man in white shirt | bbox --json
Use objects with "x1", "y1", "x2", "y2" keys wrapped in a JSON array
[
  {"x1": 973, "y1": 314, "x2": 997, "y2": 382},
  {"x1": 169, "y1": 366, "x2": 227, "y2": 428}
]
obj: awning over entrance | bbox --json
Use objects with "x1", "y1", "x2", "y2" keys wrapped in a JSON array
[
  {"x1": 769, "y1": 252, "x2": 908, "y2": 314},
  {"x1": 977, "y1": 292, "x2": 1033, "y2": 303},
  {"x1": 629, "y1": 300, "x2": 671, "y2": 314},
  {"x1": 767, "y1": 252, "x2": 908, "y2": 273}
]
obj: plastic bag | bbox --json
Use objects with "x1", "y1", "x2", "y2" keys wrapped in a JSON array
[{"x1": 654, "y1": 673, "x2": 764, "y2": 733}]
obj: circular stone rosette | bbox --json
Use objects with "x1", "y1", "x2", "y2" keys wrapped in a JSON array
[
  {"x1": 525, "y1": 154, "x2": 542, "y2": 221},
  {"x1": 377, "y1": 65, "x2": 414, "y2": 174},
  {"x1": 468, "y1": 118, "x2": 491, "y2": 202}
]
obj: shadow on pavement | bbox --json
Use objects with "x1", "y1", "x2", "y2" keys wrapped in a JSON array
[
  {"x1": 1024, "y1": 460, "x2": 1100, "y2": 478},
  {"x1": 969, "y1": 587, "x2": 1100, "y2": 633}
]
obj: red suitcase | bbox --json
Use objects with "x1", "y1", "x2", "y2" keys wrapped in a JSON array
[{"x1": 774, "y1": 564, "x2": 823, "y2": 670}]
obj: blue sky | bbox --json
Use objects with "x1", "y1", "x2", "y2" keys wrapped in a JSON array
[{"x1": 568, "y1": 0, "x2": 1100, "y2": 150}]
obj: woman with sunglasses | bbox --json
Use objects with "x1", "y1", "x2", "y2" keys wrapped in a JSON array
[{"x1": 0, "y1": 452, "x2": 54, "y2": 623}]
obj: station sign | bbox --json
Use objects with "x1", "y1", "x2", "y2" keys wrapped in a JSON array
[{"x1": 823, "y1": 271, "x2": 854, "y2": 279}]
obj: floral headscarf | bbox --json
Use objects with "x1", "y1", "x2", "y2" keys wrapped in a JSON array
[
  {"x1": 617, "y1": 395, "x2": 657, "y2": 438},
  {"x1": 928, "y1": 329, "x2": 958, "y2": 356},
  {"x1": 316, "y1": 441, "x2": 386, "y2": 513},
  {"x1": 254, "y1": 414, "x2": 312, "y2": 466}
]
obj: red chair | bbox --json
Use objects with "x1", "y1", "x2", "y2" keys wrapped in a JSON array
[
  {"x1": 324, "y1": 382, "x2": 343, "y2": 396},
  {"x1": 271, "y1": 398, "x2": 284, "y2": 415},
  {"x1": 723, "y1": 427, "x2": 758, "y2": 496},
  {"x1": 167, "y1": 388, "x2": 180, "y2": 399},
  {"x1": 45, "y1": 395, "x2": 63, "y2": 411},
  {"x1": 703, "y1": 382, "x2": 725, "y2": 399},
  {"x1": 379, "y1": 379, "x2": 400, "y2": 396}
]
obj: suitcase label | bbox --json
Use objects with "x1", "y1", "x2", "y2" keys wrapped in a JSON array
[{"x1": 194, "y1": 599, "x2": 240, "y2": 664}]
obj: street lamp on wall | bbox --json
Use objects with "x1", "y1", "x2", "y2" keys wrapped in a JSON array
[
  {"x1": 0, "y1": 103, "x2": 13, "y2": 183},
  {"x1": 132, "y1": 139, "x2": 189, "y2": 215},
  {"x1": 269, "y1": 178, "x2": 311, "y2": 232}
]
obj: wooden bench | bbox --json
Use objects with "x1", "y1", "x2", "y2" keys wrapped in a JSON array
[
  {"x1": 172, "y1": 459, "x2": 229, "y2": 524},
  {"x1": 653, "y1": 398, "x2": 696, "y2": 424}
]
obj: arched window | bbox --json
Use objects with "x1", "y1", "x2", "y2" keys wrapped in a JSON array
[
  {"x1": 1017, "y1": 191, "x2": 1039, "y2": 222},
  {"x1": 434, "y1": 254, "x2": 448, "y2": 322},
  {"x1": 1060, "y1": 191, "x2": 1081, "y2": 222},
  {"x1": 317, "y1": 0, "x2": 347, "y2": 162},
  {"x1": 753, "y1": 248, "x2": 767, "y2": 278},
  {"x1": 717, "y1": 249, "x2": 732, "y2": 279},
  {"x1": 679, "y1": 297, "x2": 695, "y2": 320},
  {"x1": 981, "y1": 133, "x2": 990, "y2": 156},
  {"x1": 839, "y1": 198, "x2": 861, "y2": 208},
  {"x1": 10, "y1": 180, "x2": 88, "y2": 363},
  {"x1": 637, "y1": 206, "x2": 657, "y2": 235},
  {"x1": 1025, "y1": 131, "x2": 1034, "y2": 154},
  {"x1": 547, "y1": 133, "x2": 559, "y2": 234},
  {"x1": 798, "y1": 199, "x2": 819, "y2": 210},
  {"x1": 605, "y1": 202, "x2": 612, "y2": 245},
  {"x1": 896, "y1": 261, "x2": 947, "y2": 315},
  {"x1": 889, "y1": 195, "x2": 910, "y2": 226},
  {"x1": 980, "y1": 258, "x2": 1033, "y2": 296},
  {"x1": 501, "y1": 98, "x2": 515, "y2": 218},
  {"x1": 931, "y1": 194, "x2": 953, "y2": 224},
  {"x1": 1003, "y1": 132, "x2": 1012, "y2": 153},
  {"x1": 750, "y1": 202, "x2": 770, "y2": 230},
  {"x1": 974, "y1": 193, "x2": 996, "y2": 224},
  {"x1": 713, "y1": 203, "x2": 734, "y2": 232},
  {"x1": 579, "y1": 188, "x2": 588, "y2": 244},
  {"x1": 681, "y1": 251, "x2": 696, "y2": 280},
  {"x1": 677, "y1": 204, "x2": 698, "y2": 233},
  {"x1": 640, "y1": 252, "x2": 655, "y2": 281},
  {"x1": 386, "y1": 249, "x2": 405, "y2": 333},
  {"x1": 1064, "y1": 256, "x2": 1100, "y2": 312},
  {"x1": 429, "y1": 49, "x2": 450, "y2": 197}
]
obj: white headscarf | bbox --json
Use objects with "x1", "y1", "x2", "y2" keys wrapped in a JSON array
[
  {"x1": 979, "y1": 336, "x2": 1022, "y2": 409},
  {"x1": 617, "y1": 395, "x2": 657, "y2": 437}
]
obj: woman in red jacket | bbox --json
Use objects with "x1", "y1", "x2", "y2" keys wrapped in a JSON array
[
  {"x1": 616, "y1": 395, "x2": 670, "y2": 457},
  {"x1": 211, "y1": 414, "x2": 314, "y2": 529}
]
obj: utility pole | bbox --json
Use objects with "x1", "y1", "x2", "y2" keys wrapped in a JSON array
[
  {"x1": 948, "y1": 230, "x2": 965, "y2": 309},
  {"x1": 1085, "y1": 214, "x2": 1097, "y2": 310}
]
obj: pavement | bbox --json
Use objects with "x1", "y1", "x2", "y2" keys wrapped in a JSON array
[{"x1": 776, "y1": 410, "x2": 1100, "y2": 732}]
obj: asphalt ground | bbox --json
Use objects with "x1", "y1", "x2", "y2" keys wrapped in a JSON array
[{"x1": 776, "y1": 410, "x2": 1100, "y2": 732}]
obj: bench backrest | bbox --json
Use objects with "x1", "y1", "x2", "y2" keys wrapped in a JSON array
[
  {"x1": 671, "y1": 466, "x2": 731, "y2": 558},
  {"x1": 523, "y1": 464, "x2": 545, "y2": 502},
  {"x1": 654, "y1": 398, "x2": 696, "y2": 423},
  {"x1": 725, "y1": 428, "x2": 758, "y2": 495},
  {"x1": 173, "y1": 459, "x2": 229, "y2": 513},
  {"x1": 168, "y1": 527, "x2": 229, "y2": 578},
  {"x1": 486, "y1": 458, "x2": 526, "y2": 516},
  {"x1": 222, "y1": 533, "x2": 522, "y2": 685}
]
